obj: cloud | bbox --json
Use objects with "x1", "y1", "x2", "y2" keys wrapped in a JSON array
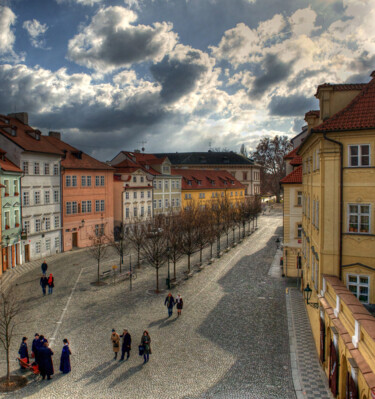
[
  {"x1": 55, "y1": 0, "x2": 102, "y2": 5},
  {"x1": 150, "y1": 44, "x2": 215, "y2": 103},
  {"x1": 23, "y1": 19, "x2": 49, "y2": 49},
  {"x1": 67, "y1": 6, "x2": 178, "y2": 72},
  {"x1": 0, "y1": 6, "x2": 16, "y2": 54},
  {"x1": 268, "y1": 94, "x2": 318, "y2": 117}
]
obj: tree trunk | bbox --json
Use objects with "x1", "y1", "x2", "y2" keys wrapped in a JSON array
[
  {"x1": 97, "y1": 259, "x2": 100, "y2": 283},
  {"x1": 173, "y1": 260, "x2": 177, "y2": 280},
  {"x1": 199, "y1": 247, "x2": 202, "y2": 265},
  {"x1": 210, "y1": 242, "x2": 213, "y2": 259},
  {"x1": 6, "y1": 347, "x2": 10, "y2": 382},
  {"x1": 156, "y1": 267, "x2": 159, "y2": 292},
  {"x1": 137, "y1": 246, "x2": 141, "y2": 269},
  {"x1": 188, "y1": 254, "x2": 191, "y2": 272},
  {"x1": 226, "y1": 233, "x2": 229, "y2": 248},
  {"x1": 232, "y1": 228, "x2": 235, "y2": 244}
]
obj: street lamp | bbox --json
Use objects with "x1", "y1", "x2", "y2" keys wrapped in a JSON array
[
  {"x1": 304, "y1": 283, "x2": 319, "y2": 308},
  {"x1": 166, "y1": 246, "x2": 171, "y2": 289},
  {"x1": 119, "y1": 223, "x2": 124, "y2": 273},
  {"x1": 80, "y1": 219, "x2": 85, "y2": 228}
]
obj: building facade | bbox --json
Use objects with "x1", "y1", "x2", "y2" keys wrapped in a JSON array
[
  {"x1": 0, "y1": 113, "x2": 63, "y2": 261},
  {"x1": 154, "y1": 152, "x2": 261, "y2": 196},
  {"x1": 0, "y1": 149, "x2": 23, "y2": 271}
]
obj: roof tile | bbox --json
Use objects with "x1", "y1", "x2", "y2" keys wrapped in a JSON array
[{"x1": 280, "y1": 165, "x2": 302, "y2": 184}]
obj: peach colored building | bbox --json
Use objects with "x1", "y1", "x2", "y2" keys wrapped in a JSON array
[{"x1": 45, "y1": 133, "x2": 114, "y2": 251}]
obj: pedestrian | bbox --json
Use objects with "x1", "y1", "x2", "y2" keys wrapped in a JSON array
[
  {"x1": 119, "y1": 329, "x2": 131, "y2": 361},
  {"x1": 41, "y1": 260, "x2": 48, "y2": 275},
  {"x1": 18, "y1": 337, "x2": 29, "y2": 368},
  {"x1": 40, "y1": 275, "x2": 48, "y2": 296},
  {"x1": 141, "y1": 331, "x2": 151, "y2": 364},
  {"x1": 38, "y1": 342, "x2": 54, "y2": 380},
  {"x1": 32, "y1": 333, "x2": 39, "y2": 361},
  {"x1": 34, "y1": 334, "x2": 46, "y2": 366},
  {"x1": 164, "y1": 292, "x2": 175, "y2": 317},
  {"x1": 47, "y1": 273, "x2": 54, "y2": 294},
  {"x1": 111, "y1": 329, "x2": 120, "y2": 360},
  {"x1": 59, "y1": 339, "x2": 71, "y2": 374},
  {"x1": 176, "y1": 294, "x2": 183, "y2": 317}
]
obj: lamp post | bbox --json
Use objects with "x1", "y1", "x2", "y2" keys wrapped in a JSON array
[
  {"x1": 166, "y1": 246, "x2": 171, "y2": 289},
  {"x1": 119, "y1": 223, "x2": 124, "y2": 273},
  {"x1": 304, "y1": 283, "x2": 319, "y2": 308}
]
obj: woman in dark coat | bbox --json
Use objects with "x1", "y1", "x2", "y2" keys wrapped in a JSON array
[
  {"x1": 18, "y1": 337, "x2": 29, "y2": 368},
  {"x1": 119, "y1": 329, "x2": 131, "y2": 361},
  {"x1": 176, "y1": 294, "x2": 183, "y2": 316},
  {"x1": 141, "y1": 331, "x2": 151, "y2": 364},
  {"x1": 40, "y1": 275, "x2": 48, "y2": 296},
  {"x1": 59, "y1": 339, "x2": 71, "y2": 373},
  {"x1": 38, "y1": 342, "x2": 54, "y2": 380}
]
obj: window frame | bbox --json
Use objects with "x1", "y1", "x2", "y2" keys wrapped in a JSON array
[
  {"x1": 348, "y1": 203, "x2": 371, "y2": 234},
  {"x1": 347, "y1": 274, "x2": 370, "y2": 304},
  {"x1": 348, "y1": 144, "x2": 371, "y2": 167}
]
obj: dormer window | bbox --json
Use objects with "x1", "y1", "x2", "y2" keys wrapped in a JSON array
[
  {"x1": 187, "y1": 180, "x2": 192, "y2": 186},
  {"x1": 11, "y1": 126, "x2": 17, "y2": 137}
]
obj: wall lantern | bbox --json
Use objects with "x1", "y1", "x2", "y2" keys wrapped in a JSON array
[{"x1": 304, "y1": 283, "x2": 319, "y2": 308}]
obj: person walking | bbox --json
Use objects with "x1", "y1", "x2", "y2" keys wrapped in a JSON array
[
  {"x1": 119, "y1": 329, "x2": 131, "y2": 361},
  {"x1": 40, "y1": 275, "x2": 48, "y2": 296},
  {"x1": 47, "y1": 273, "x2": 54, "y2": 294},
  {"x1": 111, "y1": 329, "x2": 120, "y2": 360},
  {"x1": 18, "y1": 337, "x2": 29, "y2": 368},
  {"x1": 38, "y1": 342, "x2": 54, "y2": 380},
  {"x1": 176, "y1": 294, "x2": 183, "y2": 317},
  {"x1": 59, "y1": 339, "x2": 71, "y2": 374},
  {"x1": 164, "y1": 292, "x2": 175, "y2": 317},
  {"x1": 41, "y1": 260, "x2": 48, "y2": 275},
  {"x1": 141, "y1": 331, "x2": 151, "y2": 364}
]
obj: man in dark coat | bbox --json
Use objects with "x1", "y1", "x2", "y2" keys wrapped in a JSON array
[
  {"x1": 18, "y1": 337, "x2": 29, "y2": 368},
  {"x1": 32, "y1": 333, "x2": 39, "y2": 360},
  {"x1": 41, "y1": 260, "x2": 48, "y2": 275},
  {"x1": 164, "y1": 293, "x2": 175, "y2": 317},
  {"x1": 38, "y1": 342, "x2": 54, "y2": 380},
  {"x1": 119, "y1": 329, "x2": 131, "y2": 361},
  {"x1": 40, "y1": 275, "x2": 48, "y2": 296},
  {"x1": 35, "y1": 335, "x2": 46, "y2": 366},
  {"x1": 59, "y1": 339, "x2": 71, "y2": 373}
]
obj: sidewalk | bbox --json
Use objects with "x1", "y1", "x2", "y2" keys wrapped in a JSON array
[{"x1": 286, "y1": 287, "x2": 333, "y2": 399}]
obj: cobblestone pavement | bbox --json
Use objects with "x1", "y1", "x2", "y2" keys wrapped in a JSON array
[{"x1": 1, "y1": 210, "x2": 297, "y2": 399}]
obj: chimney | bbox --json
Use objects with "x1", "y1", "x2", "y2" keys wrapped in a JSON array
[
  {"x1": 8, "y1": 112, "x2": 28, "y2": 125},
  {"x1": 49, "y1": 131, "x2": 61, "y2": 140}
]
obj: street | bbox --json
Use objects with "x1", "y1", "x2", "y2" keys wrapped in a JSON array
[{"x1": 1, "y1": 210, "x2": 295, "y2": 399}]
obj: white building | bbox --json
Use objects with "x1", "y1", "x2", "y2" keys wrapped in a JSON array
[{"x1": 0, "y1": 113, "x2": 63, "y2": 261}]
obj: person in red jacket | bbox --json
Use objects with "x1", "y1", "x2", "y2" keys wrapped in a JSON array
[{"x1": 47, "y1": 274, "x2": 54, "y2": 295}]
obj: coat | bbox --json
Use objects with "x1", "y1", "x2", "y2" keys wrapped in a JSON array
[
  {"x1": 34, "y1": 338, "x2": 46, "y2": 364},
  {"x1": 59, "y1": 345, "x2": 71, "y2": 373},
  {"x1": 176, "y1": 297, "x2": 183, "y2": 310},
  {"x1": 141, "y1": 334, "x2": 151, "y2": 355},
  {"x1": 48, "y1": 276, "x2": 54, "y2": 288},
  {"x1": 40, "y1": 277, "x2": 48, "y2": 288},
  {"x1": 32, "y1": 338, "x2": 39, "y2": 357},
  {"x1": 111, "y1": 333, "x2": 120, "y2": 353},
  {"x1": 41, "y1": 262, "x2": 48, "y2": 273},
  {"x1": 38, "y1": 346, "x2": 54, "y2": 376},
  {"x1": 19, "y1": 342, "x2": 29, "y2": 362},
  {"x1": 120, "y1": 333, "x2": 131, "y2": 351},
  {"x1": 164, "y1": 295, "x2": 175, "y2": 309}
]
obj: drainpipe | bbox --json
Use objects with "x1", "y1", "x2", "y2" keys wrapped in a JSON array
[
  {"x1": 60, "y1": 165, "x2": 64, "y2": 253},
  {"x1": 322, "y1": 132, "x2": 343, "y2": 281}
]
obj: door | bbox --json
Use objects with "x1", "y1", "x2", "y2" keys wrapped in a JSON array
[
  {"x1": 2, "y1": 248, "x2": 7, "y2": 272},
  {"x1": 24, "y1": 244, "x2": 30, "y2": 263},
  {"x1": 72, "y1": 232, "x2": 78, "y2": 248}
]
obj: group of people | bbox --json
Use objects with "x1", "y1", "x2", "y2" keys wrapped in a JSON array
[
  {"x1": 111, "y1": 329, "x2": 151, "y2": 364},
  {"x1": 164, "y1": 293, "x2": 183, "y2": 317},
  {"x1": 40, "y1": 260, "x2": 55, "y2": 296},
  {"x1": 18, "y1": 334, "x2": 71, "y2": 380}
]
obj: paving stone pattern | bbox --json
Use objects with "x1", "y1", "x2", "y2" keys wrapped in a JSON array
[{"x1": 0, "y1": 211, "x2": 298, "y2": 398}]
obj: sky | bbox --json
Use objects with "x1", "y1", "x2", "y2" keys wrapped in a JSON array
[{"x1": 0, "y1": 0, "x2": 374, "y2": 161}]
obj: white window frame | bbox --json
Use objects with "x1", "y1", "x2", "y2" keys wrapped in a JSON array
[
  {"x1": 348, "y1": 144, "x2": 370, "y2": 167},
  {"x1": 348, "y1": 204, "x2": 371, "y2": 234},
  {"x1": 347, "y1": 274, "x2": 370, "y2": 304}
]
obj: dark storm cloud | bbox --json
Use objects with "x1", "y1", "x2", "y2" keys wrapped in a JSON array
[
  {"x1": 287, "y1": 69, "x2": 322, "y2": 90},
  {"x1": 250, "y1": 53, "x2": 294, "y2": 98},
  {"x1": 150, "y1": 50, "x2": 209, "y2": 103},
  {"x1": 269, "y1": 94, "x2": 318, "y2": 117}
]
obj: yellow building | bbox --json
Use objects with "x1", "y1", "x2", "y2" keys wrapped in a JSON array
[
  {"x1": 298, "y1": 71, "x2": 375, "y2": 398},
  {"x1": 172, "y1": 169, "x2": 245, "y2": 209}
]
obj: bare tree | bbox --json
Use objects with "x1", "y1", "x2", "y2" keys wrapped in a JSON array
[
  {"x1": 165, "y1": 214, "x2": 184, "y2": 280},
  {"x1": 210, "y1": 200, "x2": 223, "y2": 257},
  {"x1": 111, "y1": 223, "x2": 130, "y2": 273},
  {"x1": 179, "y1": 202, "x2": 199, "y2": 273},
  {"x1": 219, "y1": 195, "x2": 232, "y2": 250},
  {"x1": 141, "y1": 216, "x2": 168, "y2": 292},
  {"x1": 128, "y1": 220, "x2": 145, "y2": 269},
  {"x1": 195, "y1": 206, "x2": 211, "y2": 265},
  {"x1": 89, "y1": 225, "x2": 111, "y2": 285},
  {"x1": 205, "y1": 208, "x2": 218, "y2": 260},
  {"x1": 0, "y1": 289, "x2": 20, "y2": 384}
]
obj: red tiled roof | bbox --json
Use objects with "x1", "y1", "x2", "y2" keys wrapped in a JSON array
[
  {"x1": 284, "y1": 146, "x2": 300, "y2": 160},
  {"x1": 280, "y1": 165, "x2": 302, "y2": 184},
  {"x1": 305, "y1": 110, "x2": 320, "y2": 118},
  {"x1": 44, "y1": 136, "x2": 114, "y2": 170},
  {"x1": 172, "y1": 168, "x2": 245, "y2": 190},
  {"x1": 313, "y1": 73, "x2": 375, "y2": 133},
  {"x1": 290, "y1": 156, "x2": 302, "y2": 166},
  {"x1": 113, "y1": 155, "x2": 160, "y2": 176},
  {"x1": 0, "y1": 149, "x2": 22, "y2": 173},
  {"x1": 0, "y1": 115, "x2": 63, "y2": 155},
  {"x1": 315, "y1": 83, "x2": 367, "y2": 97}
]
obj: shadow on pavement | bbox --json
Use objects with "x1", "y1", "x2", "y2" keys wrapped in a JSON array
[{"x1": 108, "y1": 363, "x2": 144, "y2": 388}]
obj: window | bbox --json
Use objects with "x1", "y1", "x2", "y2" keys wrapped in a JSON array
[
  {"x1": 66, "y1": 176, "x2": 71, "y2": 187},
  {"x1": 54, "y1": 190, "x2": 59, "y2": 203},
  {"x1": 44, "y1": 163, "x2": 50, "y2": 175},
  {"x1": 316, "y1": 201, "x2": 319, "y2": 229},
  {"x1": 44, "y1": 191, "x2": 50, "y2": 204},
  {"x1": 95, "y1": 176, "x2": 100, "y2": 186},
  {"x1": 297, "y1": 224, "x2": 302, "y2": 238},
  {"x1": 297, "y1": 191, "x2": 302, "y2": 206},
  {"x1": 82, "y1": 201, "x2": 88, "y2": 213},
  {"x1": 125, "y1": 208, "x2": 130, "y2": 218},
  {"x1": 199, "y1": 193, "x2": 205, "y2": 199},
  {"x1": 72, "y1": 176, "x2": 77, "y2": 187},
  {"x1": 14, "y1": 210, "x2": 19, "y2": 226},
  {"x1": 45, "y1": 217, "x2": 51, "y2": 230},
  {"x1": 307, "y1": 196, "x2": 310, "y2": 219},
  {"x1": 34, "y1": 191, "x2": 41, "y2": 205},
  {"x1": 23, "y1": 161, "x2": 29, "y2": 174},
  {"x1": 153, "y1": 200, "x2": 156, "y2": 209},
  {"x1": 34, "y1": 162, "x2": 40, "y2": 175},
  {"x1": 71, "y1": 202, "x2": 78, "y2": 214},
  {"x1": 185, "y1": 194, "x2": 189, "y2": 199},
  {"x1": 133, "y1": 176, "x2": 137, "y2": 183},
  {"x1": 35, "y1": 219, "x2": 41, "y2": 232},
  {"x1": 348, "y1": 204, "x2": 370, "y2": 233},
  {"x1": 101, "y1": 176, "x2": 105, "y2": 186},
  {"x1": 4, "y1": 180, "x2": 9, "y2": 195},
  {"x1": 347, "y1": 274, "x2": 369, "y2": 304},
  {"x1": 134, "y1": 192, "x2": 137, "y2": 199},
  {"x1": 312, "y1": 200, "x2": 316, "y2": 226},
  {"x1": 54, "y1": 216, "x2": 59, "y2": 228},
  {"x1": 4, "y1": 211, "x2": 10, "y2": 228},
  {"x1": 53, "y1": 164, "x2": 59, "y2": 175},
  {"x1": 55, "y1": 237, "x2": 60, "y2": 250},
  {"x1": 13, "y1": 180, "x2": 18, "y2": 195},
  {"x1": 163, "y1": 165, "x2": 170, "y2": 173},
  {"x1": 134, "y1": 207, "x2": 137, "y2": 217},
  {"x1": 46, "y1": 238, "x2": 51, "y2": 251},
  {"x1": 349, "y1": 145, "x2": 370, "y2": 167},
  {"x1": 165, "y1": 180, "x2": 168, "y2": 189},
  {"x1": 66, "y1": 202, "x2": 72, "y2": 215},
  {"x1": 158, "y1": 199, "x2": 162, "y2": 208},
  {"x1": 140, "y1": 176, "x2": 144, "y2": 183},
  {"x1": 153, "y1": 180, "x2": 156, "y2": 188},
  {"x1": 148, "y1": 205, "x2": 151, "y2": 215},
  {"x1": 23, "y1": 192, "x2": 29, "y2": 206},
  {"x1": 95, "y1": 200, "x2": 100, "y2": 212},
  {"x1": 141, "y1": 191, "x2": 144, "y2": 199},
  {"x1": 141, "y1": 206, "x2": 144, "y2": 216},
  {"x1": 100, "y1": 200, "x2": 105, "y2": 211},
  {"x1": 125, "y1": 192, "x2": 129, "y2": 200},
  {"x1": 23, "y1": 220, "x2": 30, "y2": 234},
  {"x1": 165, "y1": 199, "x2": 168, "y2": 208},
  {"x1": 82, "y1": 176, "x2": 86, "y2": 187},
  {"x1": 35, "y1": 242, "x2": 41, "y2": 254},
  {"x1": 172, "y1": 198, "x2": 175, "y2": 207},
  {"x1": 158, "y1": 181, "x2": 162, "y2": 189},
  {"x1": 176, "y1": 198, "x2": 180, "y2": 207},
  {"x1": 235, "y1": 192, "x2": 238, "y2": 196},
  {"x1": 316, "y1": 149, "x2": 320, "y2": 170},
  {"x1": 243, "y1": 172, "x2": 247, "y2": 180},
  {"x1": 230, "y1": 192, "x2": 233, "y2": 197},
  {"x1": 87, "y1": 176, "x2": 92, "y2": 186},
  {"x1": 176, "y1": 181, "x2": 180, "y2": 189},
  {"x1": 172, "y1": 181, "x2": 175, "y2": 189},
  {"x1": 148, "y1": 191, "x2": 151, "y2": 199}
]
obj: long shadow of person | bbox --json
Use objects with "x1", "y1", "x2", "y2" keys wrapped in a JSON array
[
  {"x1": 148, "y1": 318, "x2": 166, "y2": 328},
  {"x1": 76, "y1": 360, "x2": 112, "y2": 382},
  {"x1": 158, "y1": 317, "x2": 178, "y2": 329},
  {"x1": 108, "y1": 363, "x2": 144, "y2": 388}
]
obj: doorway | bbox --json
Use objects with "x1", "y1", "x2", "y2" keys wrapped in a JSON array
[
  {"x1": 24, "y1": 244, "x2": 30, "y2": 263},
  {"x1": 72, "y1": 232, "x2": 78, "y2": 248}
]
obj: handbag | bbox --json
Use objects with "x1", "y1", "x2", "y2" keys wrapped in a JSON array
[{"x1": 138, "y1": 345, "x2": 144, "y2": 356}]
